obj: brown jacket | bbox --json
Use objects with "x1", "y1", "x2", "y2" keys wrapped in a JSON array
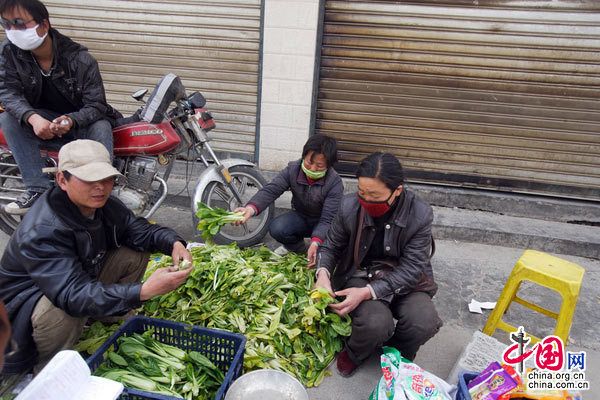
[{"x1": 318, "y1": 189, "x2": 437, "y2": 299}]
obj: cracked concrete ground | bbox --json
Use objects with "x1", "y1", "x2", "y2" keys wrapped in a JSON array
[
  {"x1": 1, "y1": 203, "x2": 597, "y2": 399},
  {"x1": 149, "y1": 205, "x2": 600, "y2": 399}
]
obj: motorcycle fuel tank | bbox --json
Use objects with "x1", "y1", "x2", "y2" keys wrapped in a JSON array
[{"x1": 113, "y1": 120, "x2": 181, "y2": 156}]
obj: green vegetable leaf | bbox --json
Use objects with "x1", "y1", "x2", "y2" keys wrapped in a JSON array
[{"x1": 195, "y1": 203, "x2": 245, "y2": 242}]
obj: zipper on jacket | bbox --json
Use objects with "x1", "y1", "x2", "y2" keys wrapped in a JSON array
[{"x1": 113, "y1": 226, "x2": 121, "y2": 248}]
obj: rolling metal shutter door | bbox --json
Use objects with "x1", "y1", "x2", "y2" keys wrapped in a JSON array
[
  {"x1": 43, "y1": 0, "x2": 262, "y2": 158},
  {"x1": 317, "y1": 1, "x2": 600, "y2": 200}
]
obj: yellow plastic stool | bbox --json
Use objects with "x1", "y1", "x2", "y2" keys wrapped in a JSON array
[{"x1": 482, "y1": 249, "x2": 585, "y2": 344}]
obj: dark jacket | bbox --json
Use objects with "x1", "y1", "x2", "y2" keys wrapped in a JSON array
[
  {"x1": 0, "y1": 28, "x2": 122, "y2": 127},
  {"x1": 248, "y1": 160, "x2": 344, "y2": 241},
  {"x1": 0, "y1": 187, "x2": 184, "y2": 372},
  {"x1": 318, "y1": 189, "x2": 437, "y2": 300}
]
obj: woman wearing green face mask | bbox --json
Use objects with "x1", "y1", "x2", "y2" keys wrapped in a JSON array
[{"x1": 235, "y1": 134, "x2": 343, "y2": 267}]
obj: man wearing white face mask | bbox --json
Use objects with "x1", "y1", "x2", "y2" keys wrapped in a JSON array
[{"x1": 0, "y1": 0, "x2": 121, "y2": 214}]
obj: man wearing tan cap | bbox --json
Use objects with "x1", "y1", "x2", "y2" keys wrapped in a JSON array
[{"x1": 0, "y1": 139, "x2": 192, "y2": 374}]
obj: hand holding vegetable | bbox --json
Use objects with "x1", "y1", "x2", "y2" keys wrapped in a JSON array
[
  {"x1": 171, "y1": 241, "x2": 191, "y2": 269},
  {"x1": 329, "y1": 286, "x2": 372, "y2": 316},
  {"x1": 196, "y1": 202, "x2": 245, "y2": 240},
  {"x1": 140, "y1": 266, "x2": 192, "y2": 301},
  {"x1": 233, "y1": 206, "x2": 255, "y2": 225},
  {"x1": 314, "y1": 269, "x2": 335, "y2": 297}
]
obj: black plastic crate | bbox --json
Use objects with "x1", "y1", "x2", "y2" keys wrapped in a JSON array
[{"x1": 87, "y1": 316, "x2": 246, "y2": 400}]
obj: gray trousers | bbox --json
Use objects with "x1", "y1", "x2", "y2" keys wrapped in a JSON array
[
  {"x1": 344, "y1": 278, "x2": 443, "y2": 364},
  {"x1": 30, "y1": 247, "x2": 149, "y2": 372}
]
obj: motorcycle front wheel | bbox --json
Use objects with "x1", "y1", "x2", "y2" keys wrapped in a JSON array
[{"x1": 194, "y1": 165, "x2": 274, "y2": 247}]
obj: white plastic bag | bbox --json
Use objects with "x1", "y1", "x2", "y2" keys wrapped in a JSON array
[{"x1": 369, "y1": 347, "x2": 455, "y2": 400}]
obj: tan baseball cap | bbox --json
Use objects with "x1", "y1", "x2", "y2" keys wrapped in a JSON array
[{"x1": 58, "y1": 139, "x2": 124, "y2": 182}]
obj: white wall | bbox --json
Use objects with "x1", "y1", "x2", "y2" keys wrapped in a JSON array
[{"x1": 258, "y1": 0, "x2": 320, "y2": 171}]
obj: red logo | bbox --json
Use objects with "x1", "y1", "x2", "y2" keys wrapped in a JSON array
[
  {"x1": 411, "y1": 374, "x2": 424, "y2": 393},
  {"x1": 382, "y1": 366, "x2": 393, "y2": 383}
]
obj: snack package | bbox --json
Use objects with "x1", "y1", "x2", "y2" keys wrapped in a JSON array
[
  {"x1": 508, "y1": 393, "x2": 570, "y2": 400},
  {"x1": 498, "y1": 364, "x2": 521, "y2": 400},
  {"x1": 468, "y1": 362, "x2": 503, "y2": 390},
  {"x1": 467, "y1": 361, "x2": 518, "y2": 400},
  {"x1": 505, "y1": 368, "x2": 578, "y2": 400},
  {"x1": 369, "y1": 347, "x2": 454, "y2": 400},
  {"x1": 508, "y1": 387, "x2": 571, "y2": 399}
]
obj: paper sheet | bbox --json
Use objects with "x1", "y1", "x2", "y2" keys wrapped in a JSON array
[
  {"x1": 468, "y1": 299, "x2": 497, "y2": 314},
  {"x1": 15, "y1": 350, "x2": 123, "y2": 400},
  {"x1": 78, "y1": 376, "x2": 123, "y2": 400}
]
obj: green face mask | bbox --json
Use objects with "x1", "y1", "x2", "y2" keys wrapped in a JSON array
[{"x1": 302, "y1": 161, "x2": 327, "y2": 180}]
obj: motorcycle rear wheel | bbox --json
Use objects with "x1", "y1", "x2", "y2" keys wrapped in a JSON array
[
  {"x1": 195, "y1": 165, "x2": 273, "y2": 248},
  {"x1": 0, "y1": 156, "x2": 25, "y2": 235}
]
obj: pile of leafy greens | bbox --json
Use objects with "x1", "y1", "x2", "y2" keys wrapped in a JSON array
[
  {"x1": 94, "y1": 330, "x2": 224, "y2": 400},
  {"x1": 77, "y1": 244, "x2": 351, "y2": 391},
  {"x1": 142, "y1": 244, "x2": 351, "y2": 387}
]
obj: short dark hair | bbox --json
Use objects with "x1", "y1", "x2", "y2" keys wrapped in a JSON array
[
  {"x1": 356, "y1": 152, "x2": 404, "y2": 190},
  {"x1": 0, "y1": 0, "x2": 49, "y2": 23},
  {"x1": 302, "y1": 134, "x2": 338, "y2": 167},
  {"x1": 62, "y1": 170, "x2": 72, "y2": 180}
]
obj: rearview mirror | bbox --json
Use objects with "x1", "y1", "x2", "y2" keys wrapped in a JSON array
[{"x1": 132, "y1": 89, "x2": 148, "y2": 102}]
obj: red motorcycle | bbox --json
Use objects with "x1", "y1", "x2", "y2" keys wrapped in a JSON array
[{"x1": 0, "y1": 74, "x2": 273, "y2": 247}]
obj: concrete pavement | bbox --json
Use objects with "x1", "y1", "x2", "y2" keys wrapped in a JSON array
[
  {"x1": 151, "y1": 201, "x2": 600, "y2": 399},
  {"x1": 0, "y1": 173, "x2": 598, "y2": 399}
]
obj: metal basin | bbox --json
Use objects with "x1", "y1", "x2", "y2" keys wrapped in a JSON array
[{"x1": 224, "y1": 369, "x2": 309, "y2": 400}]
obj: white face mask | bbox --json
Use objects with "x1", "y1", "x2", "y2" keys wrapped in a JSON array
[{"x1": 6, "y1": 24, "x2": 47, "y2": 51}]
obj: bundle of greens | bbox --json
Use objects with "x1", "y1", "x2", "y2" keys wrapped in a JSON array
[
  {"x1": 94, "y1": 330, "x2": 224, "y2": 400},
  {"x1": 195, "y1": 203, "x2": 244, "y2": 242},
  {"x1": 143, "y1": 244, "x2": 351, "y2": 387},
  {"x1": 75, "y1": 321, "x2": 121, "y2": 355}
]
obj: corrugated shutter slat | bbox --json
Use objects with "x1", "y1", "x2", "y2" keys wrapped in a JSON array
[
  {"x1": 45, "y1": 1, "x2": 261, "y2": 157},
  {"x1": 317, "y1": 0, "x2": 600, "y2": 199}
]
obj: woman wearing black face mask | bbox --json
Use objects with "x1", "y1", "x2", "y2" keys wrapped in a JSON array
[{"x1": 315, "y1": 152, "x2": 442, "y2": 377}]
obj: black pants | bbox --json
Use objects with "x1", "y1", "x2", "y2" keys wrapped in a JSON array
[
  {"x1": 269, "y1": 211, "x2": 319, "y2": 252},
  {"x1": 345, "y1": 278, "x2": 443, "y2": 364}
]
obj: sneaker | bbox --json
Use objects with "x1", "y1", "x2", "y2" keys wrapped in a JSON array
[
  {"x1": 336, "y1": 349, "x2": 359, "y2": 377},
  {"x1": 273, "y1": 245, "x2": 289, "y2": 256},
  {"x1": 4, "y1": 190, "x2": 43, "y2": 215}
]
